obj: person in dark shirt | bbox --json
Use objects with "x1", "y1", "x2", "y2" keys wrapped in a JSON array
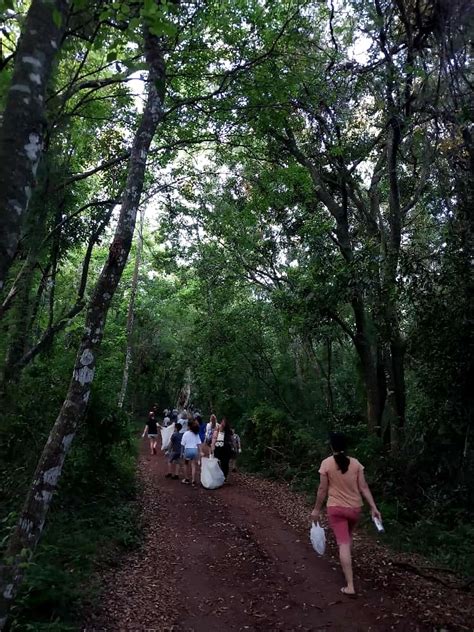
[
  {"x1": 143, "y1": 410, "x2": 159, "y2": 455},
  {"x1": 166, "y1": 422, "x2": 182, "y2": 479},
  {"x1": 196, "y1": 414, "x2": 206, "y2": 443}
]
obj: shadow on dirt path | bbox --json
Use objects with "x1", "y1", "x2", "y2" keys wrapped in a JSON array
[{"x1": 87, "y1": 440, "x2": 429, "y2": 632}]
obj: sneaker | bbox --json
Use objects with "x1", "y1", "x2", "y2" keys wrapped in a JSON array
[{"x1": 181, "y1": 478, "x2": 190, "y2": 484}]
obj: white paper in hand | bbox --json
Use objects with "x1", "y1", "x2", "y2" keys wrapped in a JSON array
[{"x1": 310, "y1": 521, "x2": 326, "y2": 556}]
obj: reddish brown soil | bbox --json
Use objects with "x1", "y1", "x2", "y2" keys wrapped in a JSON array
[{"x1": 86, "y1": 443, "x2": 470, "y2": 632}]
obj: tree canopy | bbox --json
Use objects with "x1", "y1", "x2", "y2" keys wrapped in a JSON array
[{"x1": 0, "y1": 0, "x2": 473, "y2": 627}]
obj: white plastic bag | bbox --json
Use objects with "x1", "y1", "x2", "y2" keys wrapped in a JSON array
[
  {"x1": 200, "y1": 456, "x2": 225, "y2": 489},
  {"x1": 310, "y1": 521, "x2": 326, "y2": 556},
  {"x1": 161, "y1": 423, "x2": 175, "y2": 451}
]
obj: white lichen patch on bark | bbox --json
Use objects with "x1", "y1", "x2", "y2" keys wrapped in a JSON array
[
  {"x1": 62, "y1": 433, "x2": 74, "y2": 451},
  {"x1": 74, "y1": 364, "x2": 95, "y2": 385},
  {"x1": 34, "y1": 490, "x2": 52, "y2": 504},
  {"x1": 3, "y1": 584, "x2": 14, "y2": 600},
  {"x1": 9, "y1": 200, "x2": 22, "y2": 216},
  {"x1": 24, "y1": 133, "x2": 41, "y2": 162},
  {"x1": 22, "y1": 55, "x2": 42, "y2": 68},
  {"x1": 51, "y1": 40, "x2": 57, "y2": 49},
  {"x1": 28, "y1": 73, "x2": 42, "y2": 85},
  {"x1": 11, "y1": 84, "x2": 31, "y2": 93},
  {"x1": 43, "y1": 465, "x2": 61, "y2": 486},
  {"x1": 80, "y1": 348, "x2": 94, "y2": 366},
  {"x1": 19, "y1": 518, "x2": 33, "y2": 535}
]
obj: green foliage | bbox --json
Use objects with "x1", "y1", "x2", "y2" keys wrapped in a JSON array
[
  {"x1": 1, "y1": 0, "x2": 472, "y2": 624},
  {"x1": 3, "y1": 402, "x2": 139, "y2": 631}
]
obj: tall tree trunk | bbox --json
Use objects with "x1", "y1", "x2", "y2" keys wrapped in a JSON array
[
  {"x1": 0, "y1": 28, "x2": 165, "y2": 629},
  {"x1": 0, "y1": 200, "x2": 51, "y2": 387},
  {"x1": 118, "y1": 206, "x2": 145, "y2": 409},
  {"x1": 2, "y1": 253, "x2": 35, "y2": 373},
  {"x1": 326, "y1": 338, "x2": 334, "y2": 415},
  {"x1": 282, "y1": 134, "x2": 387, "y2": 433},
  {"x1": 0, "y1": 0, "x2": 69, "y2": 291},
  {"x1": 177, "y1": 367, "x2": 192, "y2": 410},
  {"x1": 382, "y1": 115, "x2": 406, "y2": 449}
]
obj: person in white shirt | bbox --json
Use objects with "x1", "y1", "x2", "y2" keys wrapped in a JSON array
[
  {"x1": 179, "y1": 412, "x2": 189, "y2": 434},
  {"x1": 181, "y1": 420, "x2": 203, "y2": 487},
  {"x1": 204, "y1": 414, "x2": 218, "y2": 455}
]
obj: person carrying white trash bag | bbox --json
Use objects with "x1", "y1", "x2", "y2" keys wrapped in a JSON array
[
  {"x1": 310, "y1": 431, "x2": 382, "y2": 597},
  {"x1": 201, "y1": 454, "x2": 225, "y2": 489},
  {"x1": 160, "y1": 421, "x2": 175, "y2": 451}
]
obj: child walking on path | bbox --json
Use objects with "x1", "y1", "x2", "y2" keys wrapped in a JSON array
[
  {"x1": 311, "y1": 432, "x2": 381, "y2": 597},
  {"x1": 142, "y1": 411, "x2": 159, "y2": 455},
  {"x1": 181, "y1": 420, "x2": 203, "y2": 487},
  {"x1": 166, "y1": 422, "x2": 182, "y2": 479}
]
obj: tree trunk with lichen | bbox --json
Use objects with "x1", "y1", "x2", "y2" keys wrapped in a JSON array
[
  {"x1": 0, "y1": 0, "x2": 69, "y2": 292},
  {"x1": 0, "y1": 28, "x2": 165, "y2": 629},
  {"x1": 118, "y1": 206, "x2": 145, "y2": 409}
]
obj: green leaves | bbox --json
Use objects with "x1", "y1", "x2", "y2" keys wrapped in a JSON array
[
  {"x1": 52, "y1": 8, "x2": 62, "y2": 28},
  {"x1": 142, "y1": 0, "x2": 177, "y2": 37}
]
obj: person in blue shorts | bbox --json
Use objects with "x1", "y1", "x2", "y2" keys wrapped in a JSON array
[{"x1": 181, "y1": 420, "x2": 203, "y2": 487}]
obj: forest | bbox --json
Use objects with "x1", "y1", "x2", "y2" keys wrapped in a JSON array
[{"x1": 0, "y1": 0, "x2": 473, "y2": 629}]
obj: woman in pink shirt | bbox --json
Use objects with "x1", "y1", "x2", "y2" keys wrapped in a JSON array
[{"x1": 311, "y1": 432, "x2": 381, "y2": 596}]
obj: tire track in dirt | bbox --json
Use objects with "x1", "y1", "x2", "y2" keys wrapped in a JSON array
[{"x1": 86, "y1": 444, "x2": 430, "y2": 632}]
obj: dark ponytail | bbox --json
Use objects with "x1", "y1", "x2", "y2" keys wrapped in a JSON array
[{"x1": 329, "y1": 432, "x2": 350, "y2": 474}]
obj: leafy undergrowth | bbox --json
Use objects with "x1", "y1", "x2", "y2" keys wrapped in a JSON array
[{"x1": 3, "y1": 436, "x2": 140, "y2": 632}]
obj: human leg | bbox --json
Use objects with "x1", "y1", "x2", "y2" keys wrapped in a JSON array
[
  {"x1": 338, "y1": 543, "x2": 355, "y2": 594},
  {"x1": 214, "y1": 447, "x2": 226, "y2": 478},
  {"x1": 184, "y1": 459, "x2": 191, "y2": 482},
  {"x1": 220, "y1": 448, "x2": 231, "y2": 479},
  {"x1": 182, "y1": 448, "x2": 197, "y2": 483},
  {"x1": 190, "y1": 459, "x2": 197, "y2": 485},
  {"x1": 328, "y1": 507, "x2": 356, "y2": 594}
]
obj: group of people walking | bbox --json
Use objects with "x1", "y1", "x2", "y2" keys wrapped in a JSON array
[
  {"x1": 143, "y1": 405, "x2": 381, "y2": 597},
  {"x1": 143, "y1": 406, "x2": 242, "y2": 488}
]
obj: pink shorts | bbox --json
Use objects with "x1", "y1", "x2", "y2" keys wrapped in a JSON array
[{"x1": 327, "y1": 506, "x2": 361, "y2": 544}]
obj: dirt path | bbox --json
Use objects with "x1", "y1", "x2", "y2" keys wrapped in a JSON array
[{"x1": 85, "y1": 443, "x2": 465, "y2": 631}]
